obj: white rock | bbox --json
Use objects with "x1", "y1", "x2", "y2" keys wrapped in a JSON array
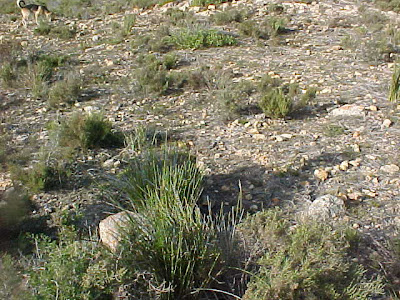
[
  {"x1": 306, "y1": 195, "x2": 346, "y2": 220},
  {"x1": 382, "y1": 119, "x2": 392, "y2": 128},
  {"x1": 330, "y1": 104, "x2": 365, "y2": 117},
  {"x1": 381, "y1": 164, "x2": 400, "y2": 173},
  {"x1": 99, "y1": 211, "x2": 150, "y2": 252},
  {"x1": 103, "y1": 159, "x2": 114, "y2": 168}
]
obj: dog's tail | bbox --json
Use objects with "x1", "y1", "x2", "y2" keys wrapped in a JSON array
[{"x1": 17, "y1": 0, "x2": 26, "y2": 8}]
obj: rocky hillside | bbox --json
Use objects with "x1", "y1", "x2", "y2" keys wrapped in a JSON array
[{"x1": 1, "y1": 0, "x2": 400, "y2": 298}]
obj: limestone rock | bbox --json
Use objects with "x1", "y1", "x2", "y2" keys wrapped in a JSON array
[
  {"x1": 99, "y1": 211, "x2": 146, "y2": 252},
  {"x1": 306, "y1": 195, "x2": 346, "y2": 221},
  {"x1": 330, "y1": 104, "x2": 365, "y2": 117}
]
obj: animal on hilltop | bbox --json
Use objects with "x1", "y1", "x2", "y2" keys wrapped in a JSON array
[{"x1": 16, "y1": 0, "x2": 52, "y2": 28}]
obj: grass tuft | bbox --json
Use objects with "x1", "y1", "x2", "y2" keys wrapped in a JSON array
[{"x1": 389, "y1": 65, "x2": 400, "y2": 103}]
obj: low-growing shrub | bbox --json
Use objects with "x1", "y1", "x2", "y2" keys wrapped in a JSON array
[
  {"x1": 28, "y1": 227, "x2": 122, "y2": 299},
  {"x1": 47, "y1": 74, "x2": 82, "y2": 107},
  {"x1": 10, "y1": 158, "x2": 70, "y2": 192},
  {"x1": 259, "y1": 87, "x2": 292, "y2": 118},
  {"x1": 134, "y1": 54, "x2": 184, "y2": 95},
  {"x1": 212, "y1": 8, "x2": 249, "y2": 25},
  {"x1": 191, "y1": 0, "x2": 224, "y2": 7},
  {"x1": 241, "y1": 209, "x2": 385, "y2": 300},
  {"x1": 258, "y1": 76, "x2": 315, "y2": 118},
  {"x1": 0, "y1": 254, "x2": 30, "y2": 299},
  {"x1": 57, "y1": 112, "x2": 124, "y2": 150},
  {"x1": 375, "y1": 0, "x2": 400, "y2": 12},
  {"x1": 0, "y1": 186, "x2": 31, "y2": 232},
  {"x1": 239, "y1": 16, "x2": 288, "y2": 39},
  {"x1": 389, "y1": 65, "x2": 400, "y2": 103},
  {"x1": 35, "y1": 24, "x2": 77, "y2": 39},
  {"x1": 168, "y1": 29, "x2": 237, "y2": 49}
]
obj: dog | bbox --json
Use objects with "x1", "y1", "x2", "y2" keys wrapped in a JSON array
[{"x1": 17, "y1": 0, "x2": 52, "y2": 28}]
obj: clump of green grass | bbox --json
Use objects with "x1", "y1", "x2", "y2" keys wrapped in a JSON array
[
  {"x1": 241, "y1": 209, "x2": 385, "y2": 300},
  {"x1": 47, "y1": 73, "x2": 82, "y2": 107},
  {"x1": 56, "y1": 112, "x2": 124, "y2": 150},
  {"x1": 129, "y1": 0, "x2": 171, "y2": 9},
  {"x1": 324, "y1": 124, "x2": 346, "y2": 137},
  {"x1": 111, "y1": 147, "x2": 241, "y2": 299},
  {"x1": 168, "y1": 29, "x2": 237, "y2": 49},
  {"x1": 259, "y1": 87, "x2": 292, "y2": 118},
  {"x1": 389, "y1": 65, "x2": 400, "y2": 103},
  {"x1": 164, "y1": 8, "x2": 196, "y2": 26}
]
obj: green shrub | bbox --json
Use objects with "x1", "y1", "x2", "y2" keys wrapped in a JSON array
[
  {"x1": 389, "y1": 65, "x2": 400, "y2": 103},
  {"x1": 239, "y1": 17, "x2": 287, "y2": 39},
  {"x1": 134, "y1": 54, "x2": 184, "y2": 95},
  {"x1": 168, "y1": 29, "x2": 237, "y2": 49},
  {"x1": 375, "y1": 0, "x2": 400, "y2": 12},
  {"x1": 212, "y1": 8, "x2": 248, "y2": 25},
  {"x1": 0, "y1": 62, "x2": 17, "y2": 87},
  {"x1": 238, "y1": 20, "x2": 268, "y2": 39},
  {"x1": 241, "y1": 209, "x2": 385, "y2": 300},
  {"x1": 164, "y1": 8, "x2": 196, "y2": 26},
  {"x1": 35, "y1": 24, "x2": 77, "y2": 39},
  {"x1": 0, "y1": 186, "x2": 31, "y2": 231},
  {"x1": 10, "y1": 159, "x2": 70, "y2": 192},
  {"x1": 28, "y1": 227, "x2": 122, "y2": 299},
  {"x1": 111, "y1": 147, "x2": 239, "y2": 299},
  {"x1": 129, "y1": 0, "x2": 171, "y2": 9},
  {"x1": 191, "y1": 0, "x2": 224, "y2": 7},
  {"x1": 259, "y1": 87, "x2": 292, "y2": 118},
  {"x1": 0, "y1": 254, "x2": 30, "y2": 299},
  {"x1": 122, "y1": 14, "x2": 136, "y2": 37},
  {"x1": 57, "y1": 112, "x2": 124, "y2": 150},
  {"x1": 47, "y1": 74, "x2": 82, "y2": 107}
]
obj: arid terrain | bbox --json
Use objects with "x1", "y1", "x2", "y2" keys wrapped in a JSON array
[{"x1": 1, "y1": 0, "x2": 400, "y2": 298}]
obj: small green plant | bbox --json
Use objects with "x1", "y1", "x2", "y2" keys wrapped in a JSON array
[
  {"x1": 259, "y1": 87, "x2": 292, "y2": 118},
  {"x1": 0, "y1": 254, "x2": 30, "y2": 299},
  {"x1": 28, "y1": 227, "x2": 123, "y2": 299},
  {"x1": 10, "y1": 157, "x2": 70, "y2": 192},
  {"x1": 389, "y1": 65, "x2": 400, "y2": 103},
  {"x1": 164, "y1": 8, "x2": 196, "y2": 26},
  {"x1": 0, "y1": 62, "x2": 17, "y2": 87},
  {"x1": 241, "y1": 209, "x2": 385, "y2": 300},
  {"x1": 129, "y1": 0, "x2": 171, "y2": 8},
  {"x1": 324, "y1": 124, "x2": 346, "y2": 137},
  {"x1": 134, "y1": 54, "x2": 184, "y2": 95},
  {"x1": 191, "y1": 0, "x2": 224, "y2": 6},
  {"x1": 35, "y1": 24, "x2": 77, "y2": 39},
  {"x1": 212, "y1": 8, "x2": 248, "y2": 25},
  {"x1": 122, "y1": 14, "x2": 136, "y2": 37},
  {"x1": 0, "y1": 186, "x2": 31, "y2": 231},
  {"x1": 168, "y1": 29, "x2": 237, "y2": 49},
  {"x1": 375, "y1": 0, "x2": 400, "y2": 12},
  {"x1": 57, "y1": 112, "x2": 124, "y2": 150},
  {"x1": 47, "y1": 74, "x2": 82, "y2": 107}
]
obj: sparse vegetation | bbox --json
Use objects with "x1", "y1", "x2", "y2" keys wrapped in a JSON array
[
  {"x1": 35, "y1": 24, "x2": 77, "y2": 39},
  {"x1": 56, "y1": 112, "x2": 124, "y2": 150},
  {"x1": 168, "y1": 28, "x2": 237, "y2": 49},
  {"x1": 241, "y1": 209, "x2": 385, "y2": 300},
  {"x1": 47, "y1": 73, "x2": 82, "y2": 107},
  {"x1": 389, "y1": 65, "x2": 400, "y2": 103}
]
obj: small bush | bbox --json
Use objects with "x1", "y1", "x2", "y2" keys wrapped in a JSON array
[
  {"x1": 375, "y1": 0, "x2": 400, "y2": 12},
  {"x1": 0, "y1": 186, "x2": 31, "y2": 232},
  {"x1": 10, "y1": 158, "x2": 70, "y2": 192},
  {"x1": 35, "y1": 24, "x2": 77, "y2": 40},
  {"x1": 239, "y1": 16, "x2": 288, "y2": 39},
  {"x1": 164, "y1": 8, "x2": 196, "y2": 26},
  {"x1": 389, "y1": 65, "x2": 400, "y2": 103},
  {"x1": 47, "y1": 74, "x2": 82, "y2": 107},
  {"x1": 0, "y1": 62, "x2": 17, "y2": 87},
  {"x1": 56, "y1": 112, "x2": 124, "y2": 150},
  {"x1": 28, "y1": 227, "x2": 122, "y2": 299},
  {"x1": 134, "y1": 54, "x2": 184, "y2": 95},
  {"x1": 0, "y1": 254, "x2": 30, "y2": 299},
  {"x1": 168, "y1": 29, "x2": 237, "y2": 49},
  {"x1": 191, "y1": 0, "x2": 224, "y2": 7},
  {"x1": 212, "y1": 8, "x2": 248, "y2": 25},
  {"x1": 129, "y1": 0, "x2": 171, "y2": 9},
  {"x1": 241, "y1": 209, "x2": 385, "y2": 300},
  {"x1": 259, "y1": 87, "x2": 292, "y2": 118},
  {"x1": 238, "y1": 20, "x2": 268, "y2": 39}
]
